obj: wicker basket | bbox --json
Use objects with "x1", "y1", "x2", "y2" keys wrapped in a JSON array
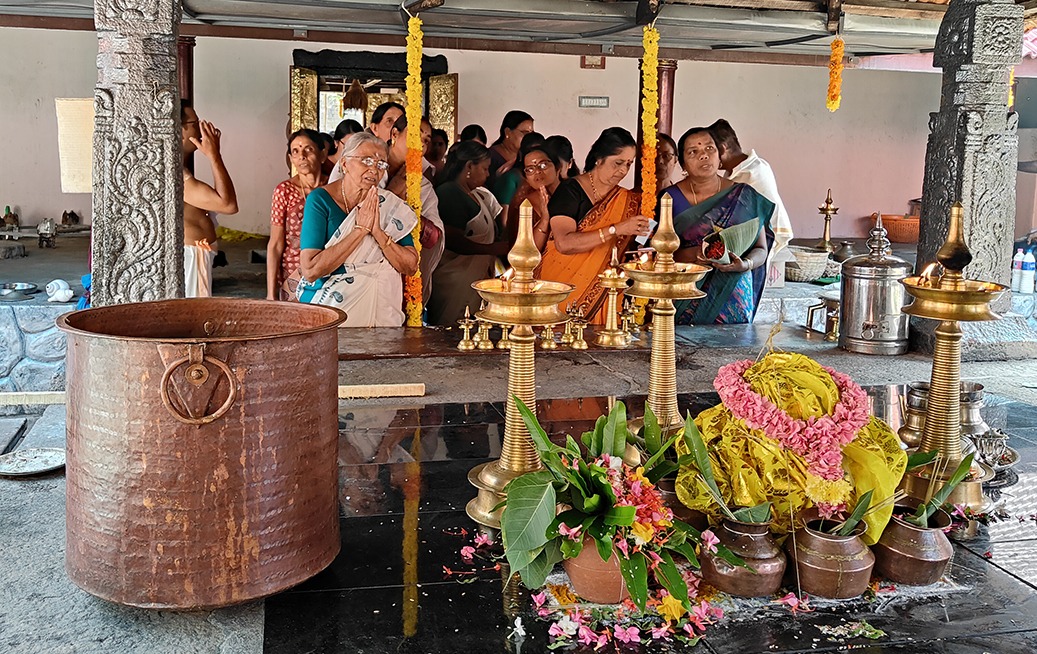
[
  {"x1": 786, "y1": 246, "x2": 830, "y2": 283},
  {"x1": 879, "y1": 214, "x2": 919, "y2": 243}
]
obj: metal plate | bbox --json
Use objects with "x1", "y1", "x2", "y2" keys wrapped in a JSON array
[
  {"x1": 0, "y1": 282, "x2": 38, "y2": 293},
  {"x1": 0, "y1": 447, "x2": 66, "y2": 477}
]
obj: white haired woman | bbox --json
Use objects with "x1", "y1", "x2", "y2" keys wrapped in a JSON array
[{"x1": 297, "y1": 132, "x2": 419, "y2": 326}]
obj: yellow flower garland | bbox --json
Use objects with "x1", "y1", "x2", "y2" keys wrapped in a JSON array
[
  {"x1": 404, "y1": 15, "x2": 424, "y2": 326},
  {"x1": 826, "y1": 37, "x2": 844, "y2": 113},
  {"x1": 640, "y1": 25, "x2": 660, "y2": 221},
  {"x1": 1009, "y1": 66, "x2": 1016, "y2": 109}
]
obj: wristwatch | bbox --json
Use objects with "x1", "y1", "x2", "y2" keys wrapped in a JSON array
[{"x1": 608, "y1": 225, "x2": 617, "y2": 237}]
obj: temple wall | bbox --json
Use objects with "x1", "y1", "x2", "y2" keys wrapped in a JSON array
[{"x1": 2, "y1": 26, "x2": 942, "y2": 241}]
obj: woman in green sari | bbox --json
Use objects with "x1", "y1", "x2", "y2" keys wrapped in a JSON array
[{"x1": 663, "y1": 127, "x2": 775, "y2": 324}]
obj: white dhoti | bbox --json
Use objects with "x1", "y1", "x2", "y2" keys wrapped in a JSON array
[{"x1": 184, "y1": 243, "x2": 216, "y2": 298}]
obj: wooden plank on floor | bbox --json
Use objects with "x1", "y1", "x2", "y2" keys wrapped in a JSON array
[{"x1": 338, "y1": 383, "x2": 426, "y2": 399}]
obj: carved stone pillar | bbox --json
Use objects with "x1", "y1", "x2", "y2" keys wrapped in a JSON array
[
  {"x1": 635, "y1": 58, "x2": 677, "y2": 190},
  {"x1": 92, "y1": 0, "x2": 184, "y2": 305},
  {"x1": 917, "y1": 0, "x2": 1022, "y2": 293}
]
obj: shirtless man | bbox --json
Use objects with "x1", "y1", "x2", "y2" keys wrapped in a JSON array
[{"x1": 181, "y1": 101, "x2": 238, "y2": 297}]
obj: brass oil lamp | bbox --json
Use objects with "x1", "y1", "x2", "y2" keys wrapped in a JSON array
[
  {"x1": 816, "y1": 189, "x2": 838, "y2": 253},
  {"x1": 466, "y1": 200, "x2": 575, "y2": 528},
  {"x1": 595, "y1": 248, "x2": 633, "y2": 348},
  {"x1": 621, "y1": 195, "x2": 709, "y2": 430},
  {"x1": 900, "y1": 202, "x2": 1006, "y2": 510}
]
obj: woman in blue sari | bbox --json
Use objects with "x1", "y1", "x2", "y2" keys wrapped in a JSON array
[{"x1": 663, "y1": 127, "x2": 775, "y2": 324}]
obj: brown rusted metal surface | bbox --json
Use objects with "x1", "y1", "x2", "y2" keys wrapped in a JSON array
[
  {"x1": 57, "y1": 298, "x2": 346, "y2": 609},
  {"x1": 700, "y1": 519, "x2": 786, "y2": 598},
  {"x1": 786, "y1": 521, "x2": 875, "y2": 599}
]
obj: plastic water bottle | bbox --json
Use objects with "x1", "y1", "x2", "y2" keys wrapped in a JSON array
[
  {"x1": 1022, "y1": 250, "x2": 1037, "y2": 295},
  {"x1": 1012, "y1": 248, "x2": 1025, "y2": 292}
]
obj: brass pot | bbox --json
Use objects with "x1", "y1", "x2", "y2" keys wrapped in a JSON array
[
  {"x1": 872, "y1": 501, "x2": 953, "y2": 586},
  {"x1": 700, "y1": 518, "x2": 785, "y2": 597},
  {"x1": 655, "y1": 478, "x2": 709, "y2": 531},
  {"x1": 562, "y1": 537, "x2": 629, "y2": 604},
  {"x1": 786, "y1": 520, "x2": 875, "y2": 599}
]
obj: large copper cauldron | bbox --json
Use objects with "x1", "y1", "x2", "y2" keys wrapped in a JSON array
[{"x1": 58, "y1": 298, "x2": 346, "y2": 609}]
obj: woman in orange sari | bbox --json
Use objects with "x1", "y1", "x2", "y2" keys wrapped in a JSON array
[{"x1": 539, "y1": 127, "x2": 651, "y2": 323}]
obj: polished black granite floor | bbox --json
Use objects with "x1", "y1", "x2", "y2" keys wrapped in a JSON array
[{"x1": 264, "y1": 390, "x2": 1037, "y2": 653}]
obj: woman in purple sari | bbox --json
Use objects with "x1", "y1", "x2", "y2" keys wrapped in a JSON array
[{"x1": 662, "y1": 127, "x2": 775, "y2": 324}]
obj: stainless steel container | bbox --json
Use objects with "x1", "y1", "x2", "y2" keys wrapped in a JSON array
[{"x1": 839, "y1": 217, "x2": 912, "y2": 355}]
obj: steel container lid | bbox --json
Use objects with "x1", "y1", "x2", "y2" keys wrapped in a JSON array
[{"x1": 841, "y1": 216, "x2": 912, "y2": 280}]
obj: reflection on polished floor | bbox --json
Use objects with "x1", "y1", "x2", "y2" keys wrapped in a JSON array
[{"x1": 264, "y1": 390, "x2": 1037, "y2": 654}]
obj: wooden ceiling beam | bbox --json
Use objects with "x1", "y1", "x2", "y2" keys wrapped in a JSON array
[
  {"x1": 663, "y1": 0, "x2": 821, "y2": 11},
  {"x1": 842, "y1": 0, "x2": 947, "y2": 20},
  {"x1": 826, "y1": 0, "x2": 843, "y2": 32}
]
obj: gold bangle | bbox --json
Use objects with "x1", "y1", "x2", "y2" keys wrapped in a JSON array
[
  {"x1": 598, "y1": 229, "x2": 606, "y2": 243},
  {"x1": 536, "y1": 225, "x2": 549, "y2": 235}
]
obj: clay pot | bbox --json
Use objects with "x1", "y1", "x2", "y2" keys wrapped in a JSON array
[
  {"x1": 700, "y1": 519, "x2": 785, "y2": 597},
  {"x1": 656, "y1": 478, "x2": 709, "y2": 531},
  {"x1": 872, "y1": 501, "x2": 954, "y2": 586},
  {"x1": 786, "y1": 520, "x2": 875, "y2": 599},
  {"x1": 562, "y1": 538, "x2": 629, "y2": 604}
]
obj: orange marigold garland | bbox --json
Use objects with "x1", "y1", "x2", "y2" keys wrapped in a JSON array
[
  {"x1": 404, "y1": 15, "x2": 424, "y2": 326},
  {"x1": 826, "y1": 37, "x2": 844, "y2": 113},
  {"x1": 640, "y1": 24, "x2": 660, "y2": 221},
  {"x1": 1009, "y1": 66, "x2": 1016, "y2": 109}
]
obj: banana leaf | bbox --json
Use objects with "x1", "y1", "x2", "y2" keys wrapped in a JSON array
[{"x1": 702, "y1": 218, "x2": 761, "y2": 264}]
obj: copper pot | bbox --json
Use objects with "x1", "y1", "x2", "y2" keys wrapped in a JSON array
[
  {"x1": 562, "y1": 537, "x2": 629, "y2": 604},
  {"x1": 872, "y1": 500, "x2": 954, "y2": 586},
  {"x1": 656, "y1": 478, "x2": 709, "y2": 531},
  {"x1": 700, "y1": 518, "x2": 785, "y2": 597},
  {"x1": 58, "y1": 298, "x2": 346, "y2": 609},
  {"x1": 786, "y1": 520, "x2": 875, "y2": 599}
]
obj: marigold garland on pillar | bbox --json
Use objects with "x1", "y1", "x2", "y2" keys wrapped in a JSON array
[
  {"x1": 640, "y1": 24, "x2": 660, "y2": 221},
  {"x1": 826, "y1": 37, "x2": 844, "y2": 113},
  {"x1": 1009, "y1": 66, "x2": 1016, "y2": 109},
  {"x1": 404, "y1": 15, "x2": 424, "y2": 325}
]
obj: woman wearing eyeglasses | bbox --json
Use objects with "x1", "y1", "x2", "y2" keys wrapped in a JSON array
[
  {"x1": 656, "y1": 133, "x2": 679, "y2": 192},
  {"x1": 538, "y1": 127, "x2": 651, "y2": 324},
  {"x1": 427, "y1": 141, "x2": 509, "y2": 326},
  {"x1": 296, "y1": 132, "x2": 419, "y2": 326},
  {"x1": 506, "y1": 138, "x2": 563, "y2": 252}
]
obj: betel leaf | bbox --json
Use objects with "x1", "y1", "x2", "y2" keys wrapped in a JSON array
[
  {"x1": 602, "y1": 401, "x2": 628, "y2": 458},
  {"x1": 500, "y1": 470, "x2": 556, "y2": 552},
  {"x1": 603, "y1": 505, "x2": 637, "y2": 526},
  {"x1": 911, "y1": 453, "x2": 975, "y2": 526},
  {"x1": 656, "y1": 551, "x2": 690, "y2": 608},
  {"x1": 836, "y1": 489, "x2": 874, "y2": 536},
  {"x1": 519, "y1": 539, "x2": 563, "y2": 589},
  {"x1": 731, "y1": 501, "x2": 772, "y2": 524},
  {"x1": 906, "y1": 450, "x2": 939, "y2": 471},
  {"x1": 620, "y1": 550, "x2": 649, "y2": 610},
  {"x1": 643, "y1": 403, "x2": 662, "y2": 455}
]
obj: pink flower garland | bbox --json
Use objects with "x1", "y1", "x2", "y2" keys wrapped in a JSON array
[{"x1": 713, "y1": 359, "x2": 870, "y2": 481}]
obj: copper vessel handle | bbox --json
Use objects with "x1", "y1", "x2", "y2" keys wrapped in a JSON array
[{"x1": 160, "y1": 346, "x2": 237, "y2": 425}]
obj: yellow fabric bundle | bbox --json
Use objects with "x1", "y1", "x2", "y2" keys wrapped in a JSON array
[{"x1": 675, "y1": 352, "x2": 905, "y2": 544}]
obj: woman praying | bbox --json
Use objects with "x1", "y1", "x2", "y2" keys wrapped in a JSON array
[
  {"x1": 267, "y1": 129, "x2": 327, "y2": 300},
  {"x1": 662, "y1": 127, "x2": 774, "y2": 325},
  {"x1": 297, "y1": 132, "x2": 419, "y2": 326},
  {"x1": 386, "y1": 114, "x2": 445, "y2": 304},
  {"x1": 506, "y1": 138, "x2": 563, "y2": 252},
  {"x1": 539, "y1": 127, "x2": 651, "y2": 323},
  {"x1": 427, "y1": 141, "x2": 508, "y2": 326},
  {"x1": 488, "y1": 110, "x2": 534, "y2": 199}
]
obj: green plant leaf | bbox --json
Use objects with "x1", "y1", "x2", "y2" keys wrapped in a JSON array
[
  {"x1": 620, "y1": 550, "x2": 649, "y2": 610},
  {"x1": 584, "y1": 415, "x2": 607, "y2": 456},
  {"x1": 670, "y1": 519, "x2": 702, "y2": 540},
  {"x1": 669, "y1": 541, "x2": 700, "y2": 568},
  {"x1": 643, "y1": 403, "x2": 662, "y2": 455},
  {"x1": 603, "y1": 505, "x2": 637, "y2": 526},
  {"x1": 500, "y1": 470, "x2": 556, "y2": 552},
  {"x1": 683, "y1": 412, "x2": 737, "y2": 521},
  {"x1": 516, "y1": 398, "x2": 568, "y2": 480},
  {"x1": 602, "y1": 401, "x2": 628, "y2": 458},
  {"x1": 656, "y1": 551, "x2": 690, "y2": 608},
  {"x1": 560, "y1": 536, "x2": 585, "y2": 559},
  {"x1": 505, "y1": 544, "x2": 544, "y2": 575},
  {"x1": 645, "y1": 460, "x2": 679, "y2": 485},
  {"x1": 731, "y1": 501, "x2": 772, "y2": 524},
  {"x1": 547, "y1": 509, "x2": 587, "y2": 540},
  {"x1": 713, "y1": 542, "x2": 753, "y2": 571},
  {"x1": 906, "y1": 450, "x2": 939, "y2": 471},
  {"x1": 912, "y1": 453, "x2": 975, "y2": 526},
  {"x1": 564, "y1": 435, "x2": 582, "y2": 456},
  {"x1": 836, "y1": 489, "x2": 874, "y2": 536},
  {"x1": 595, "y1": 535, "x2": 613, "y2": 562},
  {"x1": 642, "y1": 434, "x2": 680, "y2": 474},
  {"x1": 519, "y1": 539, "x2": 563, "y2": 589}
]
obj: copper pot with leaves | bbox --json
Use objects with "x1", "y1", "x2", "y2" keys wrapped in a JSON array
[
  {"x1": 683, "y1": 417, "x2": 784, "y2": 597},
  {"x1": 785, "y1": 491, "x2": 875, "y2": 599},
  {"x1": 873, "y1": 453, "x2": 972, "y2": 586}
]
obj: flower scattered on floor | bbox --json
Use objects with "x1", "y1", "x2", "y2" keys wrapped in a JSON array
[
  {"x1": 459, "y1": 545, "x2": 475, "y2": 561},
  {"x1": 701, "y1": 529, "x2": 719, "y2": 554},
  {"x1": 657, "y1": 592, "x2": 688, "y2": 623},
  {"x1": 614, "y1": 624, "x2": 640, "y2": 644},
  {"x1": 776, "y1": 591, "x2": 813, "y2": 615},
  {"x1": 818, "y1": 619, "x2": 886, "y2": 640},
  {"x1": 474, "y1": 532, "x2": 493, "y2": 548}
]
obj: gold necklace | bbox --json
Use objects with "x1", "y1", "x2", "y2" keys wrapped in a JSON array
[
  {"x1": 340, "y1": 181, "x2": 360, "y2": 213},
  {"x1": 587, "y1": 174, "x2": 601, "y2": 202},
  {"x1": 689, "y1": 176, "x2": 721, "y2": 205}
]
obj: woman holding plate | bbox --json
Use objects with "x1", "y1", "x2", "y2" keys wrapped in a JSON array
[{"x1": 662, "y1": 126, "x2": 774, "y2": 325}]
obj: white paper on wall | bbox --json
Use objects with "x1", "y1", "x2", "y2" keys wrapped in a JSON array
[{"x1": 55, "y1": 98, "x2": 94, "y2": 194}]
